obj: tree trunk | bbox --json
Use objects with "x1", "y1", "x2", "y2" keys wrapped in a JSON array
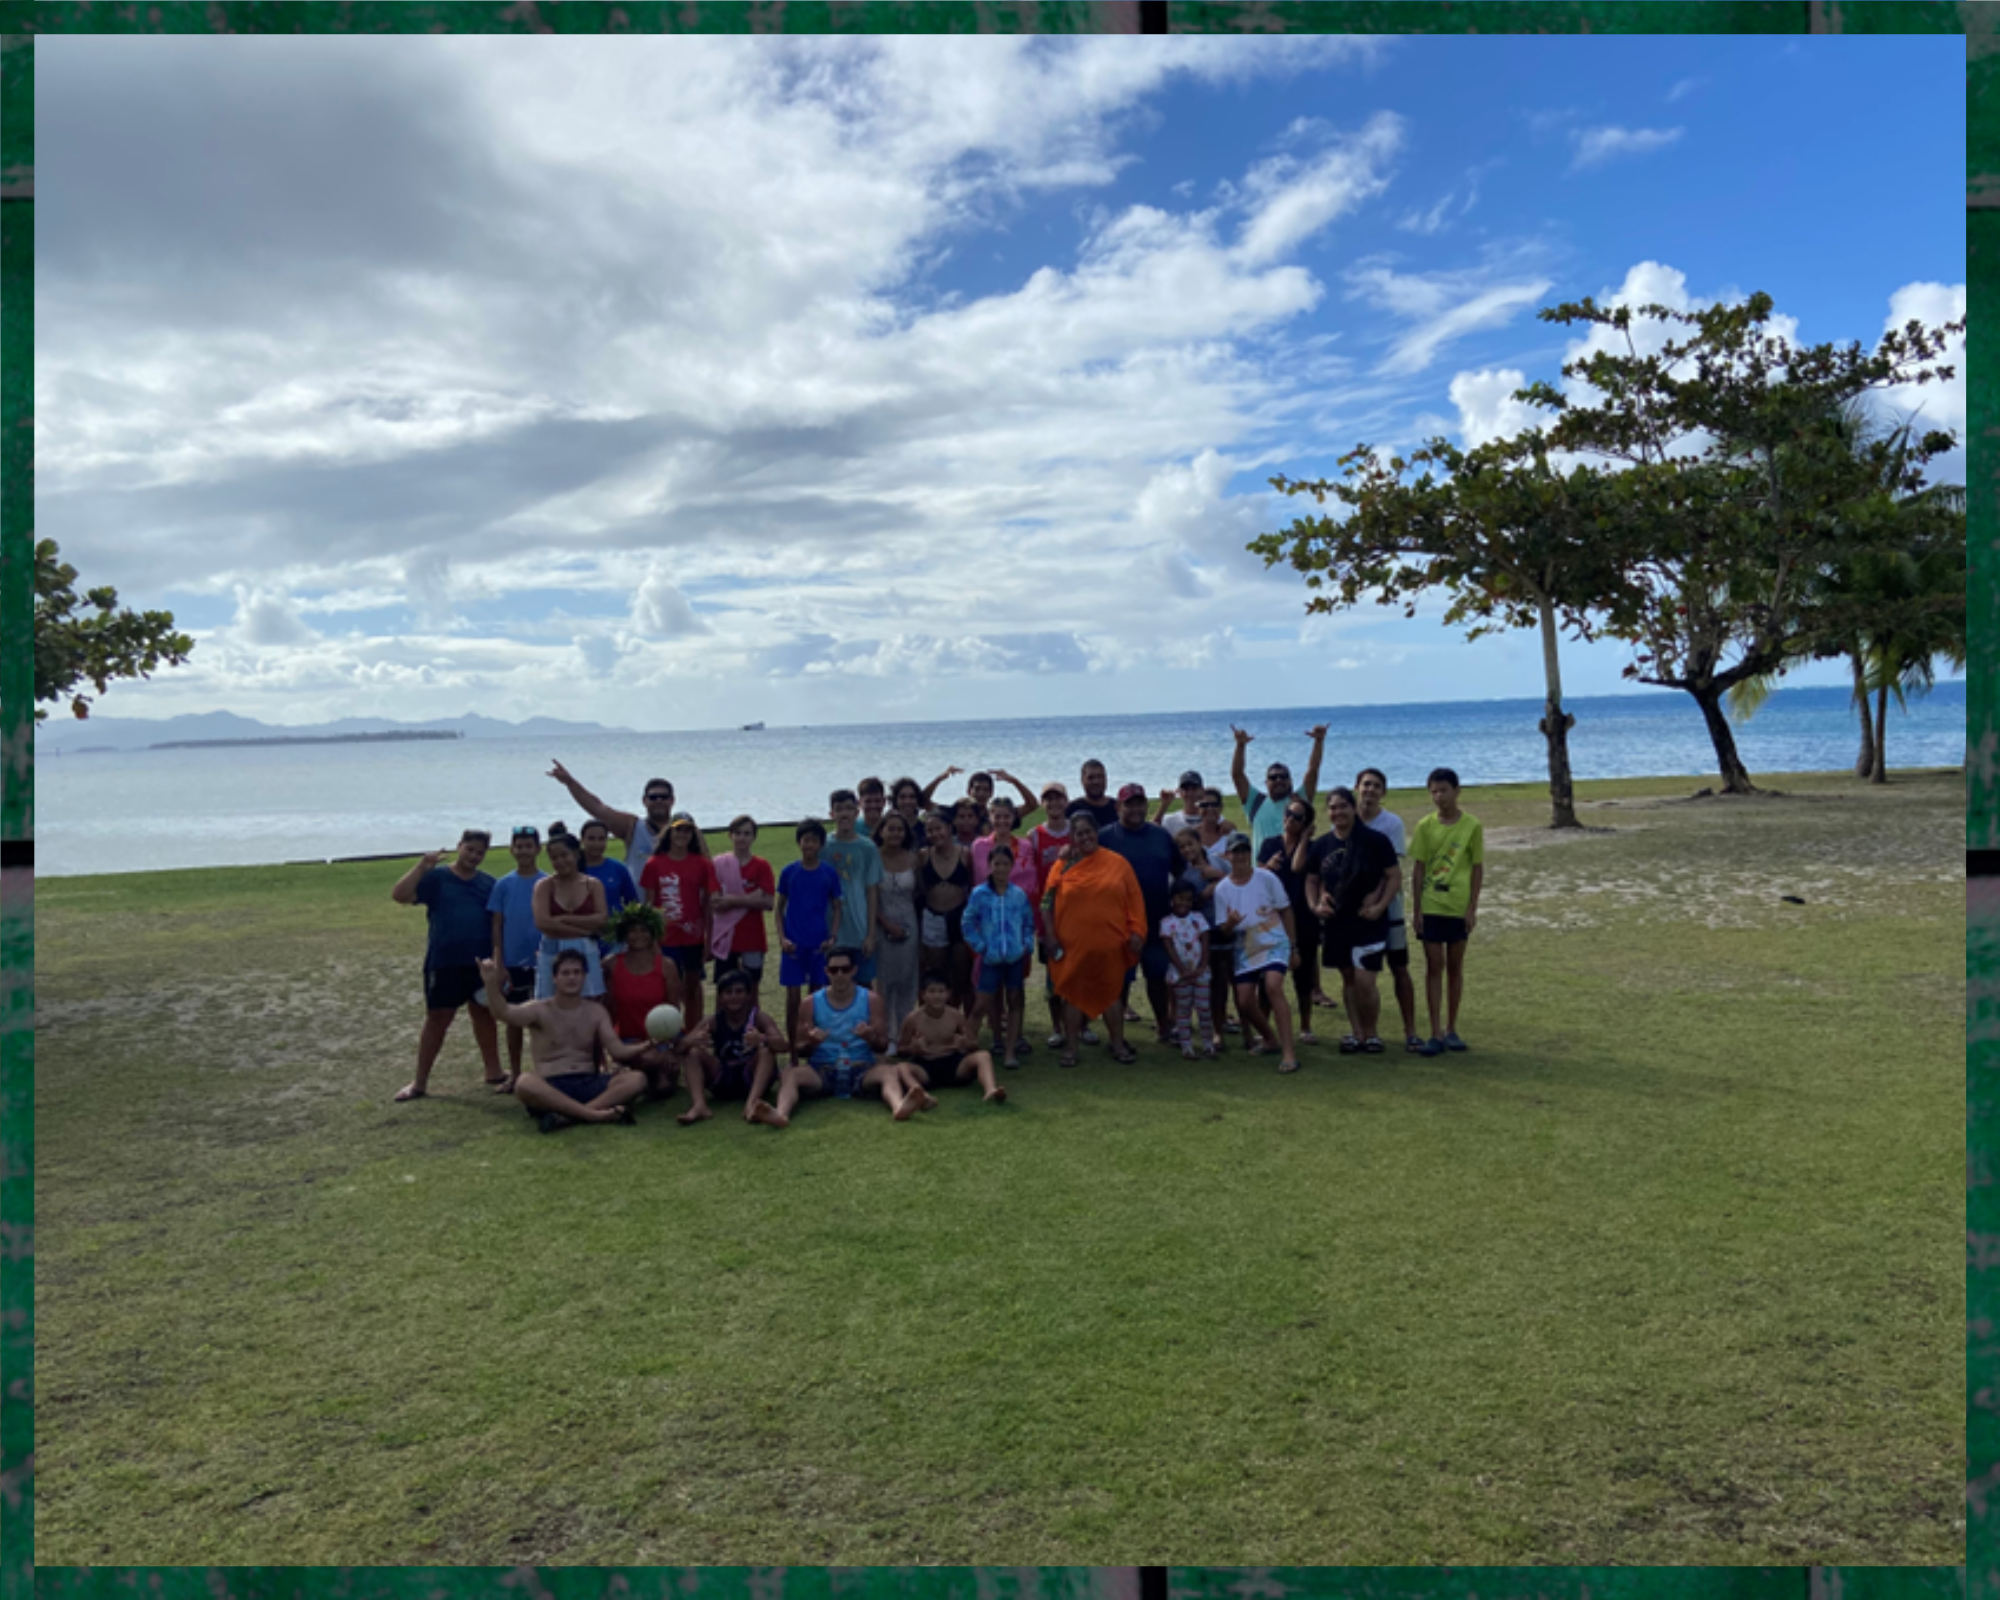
[
  {"x1": 1851, "y1": 650, "x2": 1875, "y2": 777},
  {"x1": 1869, "y1": 684, "x2": 1889, "y2": 783},
  {"x1": 1690, "y1": 681, "x2": 1760, "y2": 794},
  {"x1": 1535, "y1": 596, "x2": 1580, "y2": 828}
]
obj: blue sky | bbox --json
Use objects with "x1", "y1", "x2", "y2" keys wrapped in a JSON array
[{"x1": 35, "y1": 32, "x2": 1964, "y2": 729}]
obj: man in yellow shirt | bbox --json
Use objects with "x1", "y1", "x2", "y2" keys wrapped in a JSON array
[{"x1": 1409, "y1": 766, "x2": 1484, "y2": 1057}]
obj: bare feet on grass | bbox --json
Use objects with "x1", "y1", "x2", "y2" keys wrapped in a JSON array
[
  {"x1": 677, "y1": 1103, "x2": 715, "y2": 1126},
  {"x1": 985, "y1": 1085, "x2": 1008, "y2": 1104},
  {"x1": 749, "y1": 1101, "x2": 789, "y2": 1129}
]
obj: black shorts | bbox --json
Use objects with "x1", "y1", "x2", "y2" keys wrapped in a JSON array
[
  {"x1": 710, "y1": 1063, "x2": 762, "y2": 1100},
  {"x1": 423, "y1": 963, "x2": 482, "y2": 1012},
  {"x1": 912, "y1": 1051, "x2": 969, "y2": 1085},
  {"x1": 664, "y1": 945, "x2": 706, "y2": 981},
  {"x1": 524, "y1": 1071, "x2": 615, "y2": 1116},
  {"x1": 1419, "y1": 915, "x2": 1470, "y2": 946},
  {"x1": 504, "y1": 964, "x2": 536, "y2": 1005},
  {"x1": 714, "y1": 951, "x2": 765, "y2": 983},
  {"x1": 1323, "y1": 919, "x2": 1389, "y2": 974}
]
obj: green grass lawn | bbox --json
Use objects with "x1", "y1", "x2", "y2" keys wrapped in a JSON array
[{"x1": 35, "y1": 769, "x2": 1965, "y2": 1563}]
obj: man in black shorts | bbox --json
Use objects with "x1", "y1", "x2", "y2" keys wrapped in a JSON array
[
  {"x1": 676, "y1": 969, "x2": 786, "y2": 1125},
  {"x1": 1305, "y1": 786, "x2": 1401, "y2": 1055},
  {"x1": 391, "y1": 831, "x2": 504, "y2": 1102}
]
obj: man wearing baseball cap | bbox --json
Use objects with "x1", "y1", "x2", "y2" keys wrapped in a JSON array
[
  {"x1": 1095, "y1": 782, "x2": 1179, "y2": 1052},
  {"x1": 1156, "y1": 770, "x2": 1208, "y2": 838}
]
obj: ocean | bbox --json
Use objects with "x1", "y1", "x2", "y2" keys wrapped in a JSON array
[{"x1": 34, "y1": 682, "x2": 1966, "y2": 878}]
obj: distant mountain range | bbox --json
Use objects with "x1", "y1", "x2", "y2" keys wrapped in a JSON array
[{"x1": 36, "y1": 711, "x2": 632, "y2": 754}]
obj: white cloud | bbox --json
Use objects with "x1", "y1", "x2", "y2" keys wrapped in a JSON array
[
  {"x1": 1395, "y1": 191, "x2": 1455, "y2": 235},
  {"x1": 1448, "y1": 368, "x2": 1539, "y2": 450},
  {"x1": 232, "y1": 585, "x2": 318, "y2": 647},
  {"x1": 1569, "y1": 125, "x2": 1683, "y2": 173},
  {"x1": 631, "y1": 569, "x2": 709, "y2": 639},
  {"x1": 1345, "y1": 259, "x2": 1554, "y2": 375},
  {"x1": 1233, "y1": 111, "x2": 1403, "y2": 266},
  {"x1": 1664, "y1": 76, "x2": 1708, "y2": 104},
  {"x1": 1873, "y1": 280, "x2": 1966, "y2": 483}
]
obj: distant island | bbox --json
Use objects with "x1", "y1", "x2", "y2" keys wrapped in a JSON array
[{"x1": 149, "y1": 731, "x2": 466, "y2": 750}]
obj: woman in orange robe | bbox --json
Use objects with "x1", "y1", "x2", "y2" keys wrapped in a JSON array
[{"x1": 1041, "y1": 809, "x2": 1146, "y2": 1067}]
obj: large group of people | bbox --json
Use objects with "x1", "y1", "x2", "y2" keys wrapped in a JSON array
[{"x1": 390, "y1": 728, "x2": 1487, "y2": 1132}]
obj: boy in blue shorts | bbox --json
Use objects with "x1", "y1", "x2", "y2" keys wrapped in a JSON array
[
  {"x1": 963, "y1": 841, "x2": 1036, "y2": 1070},
  {"x1": 776, "y1": 819, "x2": 843, "y2": 1065},
  {"x1": 1410, "y1": 766, "x2": 1485, "y2": 1056}
]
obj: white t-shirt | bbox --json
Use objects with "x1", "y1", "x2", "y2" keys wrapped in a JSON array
[
  {"x1": 1212, "y1": 867, "x2": 1292, "y2": 976},
  {"x1": 1162, "y1": 810, "x2": 1202, "y2": 838},
  {"x1": 1360, "y1": 809, "x2": 1407, "y2": 923}
]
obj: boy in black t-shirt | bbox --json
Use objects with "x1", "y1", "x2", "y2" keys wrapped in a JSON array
[{"x1": 1304, "y1": 787, "x2": 1401, "y2": 1055}]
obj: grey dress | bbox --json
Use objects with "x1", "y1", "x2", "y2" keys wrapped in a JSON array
[{"x1": 876, "y1": 859, "x2": 922, "y2": 1039}]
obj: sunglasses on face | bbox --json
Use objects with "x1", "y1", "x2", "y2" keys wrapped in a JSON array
[
  {"x1": 826, "y1": 963, "x2": 855, "y2": 975},
  {"x1": 645, "y1": 793, "x2": 672, "y2": 804},
  {"x1": 1199, "y1": 801, "x2": 1222, "y2": 810}
]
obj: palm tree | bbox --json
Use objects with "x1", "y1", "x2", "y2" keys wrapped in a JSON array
[{"x1": 1723, "y1": 402, "x2": 1965, "y2": 782}]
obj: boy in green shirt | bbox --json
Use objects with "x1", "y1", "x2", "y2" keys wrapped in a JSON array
[{"x1": 1409, "y1": 766, "x2": 1484, "y2": 1057}]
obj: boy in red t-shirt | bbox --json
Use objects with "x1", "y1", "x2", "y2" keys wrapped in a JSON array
[
  {"x1": 710, "y1": 813, "x2": 776, "y2": 991},
  {"x1": 638, "y1": 813, "x2": 717, "y2": 1032}
]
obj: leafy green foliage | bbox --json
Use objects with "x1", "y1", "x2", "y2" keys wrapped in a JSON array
[
  {"x1": 34, "y1": 537, "x2": 194, "y2": 721},
  {"x1": 1522, "y1": 292, "x2": 1963, "y2": 701}
]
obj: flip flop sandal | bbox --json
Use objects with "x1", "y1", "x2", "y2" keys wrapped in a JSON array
[
  {"x1": 1363, "y1": 1037, "x2": 1385, "y2": 1054},
  {"x1": 1337, "y1": 1035, "x2": 1362, "y2": 1054},
  {"x1": 1405, "y1": 1036, "x2": 1425, "y2": 1053},
  {"x1": 393, "y1": 1085, "x2": 427, "y2": 1102},
  {"x1": 1277, "y1": 1058, "x2": 1302, "y2": 1074},
  {"x1": 1060, "y1": 1052, "x2": 1079, "y2": 1069},
  {"x1": 1111, "y1": 1042, "x2": 1139, "y2": 1064}
]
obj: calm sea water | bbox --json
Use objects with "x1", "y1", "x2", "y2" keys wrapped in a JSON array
[{"x1": 36, "y1": 683, "x2": 1966, "y2": 878}]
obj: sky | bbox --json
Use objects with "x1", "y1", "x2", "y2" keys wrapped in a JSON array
[{"x1": 35, "y1": 31, "x2": 1966, "y2": 731}]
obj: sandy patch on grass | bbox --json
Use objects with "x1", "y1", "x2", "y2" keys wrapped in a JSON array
[{"x1": 1485, "y1": 824, "x2": 1630, "y2": 851}]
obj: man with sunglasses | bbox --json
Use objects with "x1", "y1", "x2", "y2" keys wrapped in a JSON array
[
  {"x1": 758, "y1": 948, "x2": 932, "y2": 1126},
  {"x1": 545, "y1": 759, "x2": 677, "y2": 864},
  {"x1": 1229, "y1": 723, "x2": 1331, "y2": 856}
]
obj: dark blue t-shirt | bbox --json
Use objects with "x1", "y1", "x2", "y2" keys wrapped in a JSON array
[
  {"x1": 778, "y1": 859, "x2": 843, "y2": 950},
  {"x1": 415, "y1": 866, "x2": 497, "y2": 970},
  {"x1": 1097, "y1": 819, "x2": 1179, "y2": 935}
]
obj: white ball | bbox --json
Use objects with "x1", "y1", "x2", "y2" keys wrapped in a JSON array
[{"x1": 645, "y1": 1004, "x2": 685, "y2": 1043}]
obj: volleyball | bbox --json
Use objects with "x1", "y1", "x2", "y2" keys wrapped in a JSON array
[{"x1": 645, "y1": 1004, "x2": 685, "y2": 1043}]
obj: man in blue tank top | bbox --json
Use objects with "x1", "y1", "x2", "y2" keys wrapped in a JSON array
[{"x1": 754, "y1": 948, "x2": 936, "y2": 1127}]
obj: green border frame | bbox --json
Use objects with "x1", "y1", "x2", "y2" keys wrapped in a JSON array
[{"x1": 2, "y1": 1, "x2": 1975, "y2": 1585}]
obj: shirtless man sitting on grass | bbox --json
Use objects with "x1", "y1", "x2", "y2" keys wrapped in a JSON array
[
  {"x1": 899, "y1": 973, "x2": 1006, "y2": 1103},
  {"x1": 476, "y1": 951, "x2": 652, "y2": 1132}
]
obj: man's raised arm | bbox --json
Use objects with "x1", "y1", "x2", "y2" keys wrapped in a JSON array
[
  {"x1": 392, "y1": 849, "x2": 444, "y2": 905},
  {"x1": 547, "y1": 758, "x2": 638, "y2": 843}
]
